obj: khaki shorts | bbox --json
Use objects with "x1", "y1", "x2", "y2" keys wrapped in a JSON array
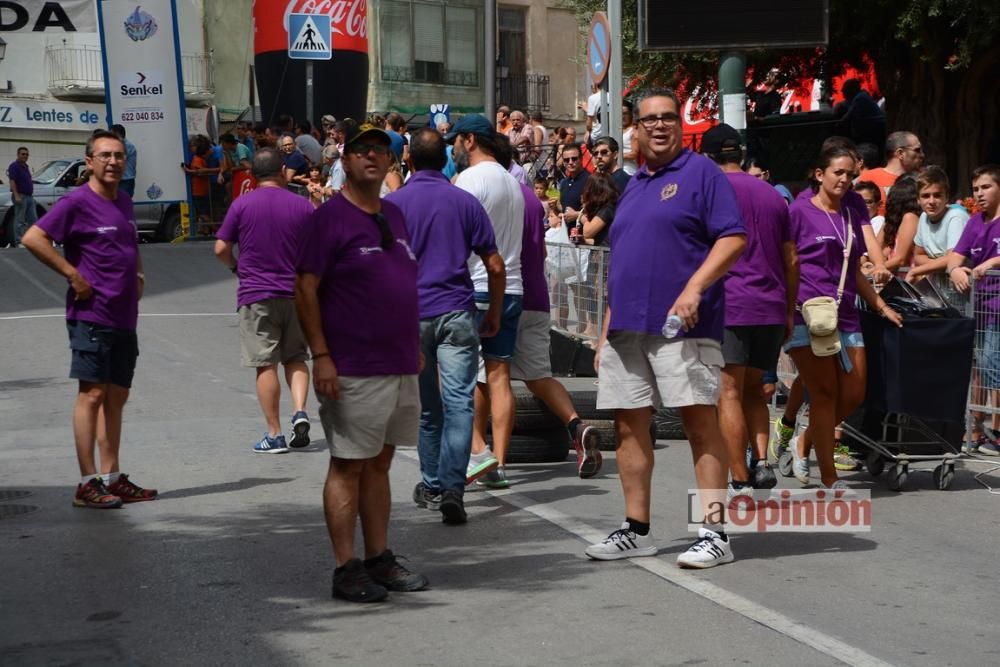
[
  {"x1": 478, "y1": 310, "x2": 553, "y2": 383},
  {"x1": 318, "y1": 375, "x2": 420, "y2": 459},
  {"x1": 238, "y1": 298, "x2": 309, "y2": 367},
  {"x1": 596, "y1": 331, "x2": 724, "y2": 410}
]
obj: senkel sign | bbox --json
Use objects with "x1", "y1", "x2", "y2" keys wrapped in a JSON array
[
  {"x1": 97, "y1": 0, "x2": 189, "y2": 204},
  {"x1": 588, "y1": 11, "x2": 611, "y2": 86},
  {"x1": 0, "y1": 99, "x2": 103, "y2": 131},
  {"x1": 0, "y1": 0, "x2": 97, "y2": 32}
]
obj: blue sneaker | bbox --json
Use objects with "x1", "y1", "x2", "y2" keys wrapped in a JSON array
[
  {"x1": 289, "y1": 411, "x2": 311, "y2": 448},
  {"x1": 979, "y1": 439, "x2": 1000, "y2": 456},
  {"x1": 254, "y1": 433, "x2": 289, "y2": 454}
]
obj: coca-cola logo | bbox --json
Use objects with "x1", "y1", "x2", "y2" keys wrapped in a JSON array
[{"x1": 283, "y1": 0, "x2": 367, "y2": 39}]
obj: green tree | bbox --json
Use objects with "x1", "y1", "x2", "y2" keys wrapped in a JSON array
[{"x1": 561, "y1": 0, "x2": 1000, "y2": 189}]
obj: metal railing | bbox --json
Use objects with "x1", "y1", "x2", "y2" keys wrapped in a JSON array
[
  {"x1": 497, "y1": 73, "x2": 550, "y2": 113},
  {"x1": 544, "y1": 241, "x2": 609, "y2": 342}
]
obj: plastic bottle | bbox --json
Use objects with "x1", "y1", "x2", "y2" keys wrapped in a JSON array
[{"x1": 662, "y1": 314, "x2": 684, "y2": 339}]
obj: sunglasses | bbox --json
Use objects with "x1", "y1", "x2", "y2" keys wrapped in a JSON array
[
  {"x1": 563, "y1": 156, "x2": 580, "y2": 163},
  {"x1": 373, "y1": 212, "x2": 394, "y2": 250},
  {"x1": 593, "y1": 150, "x2": 612, "y2": 157},
  {"x1": 347, "y1": 143, "x2": 391, "y2": 156}
]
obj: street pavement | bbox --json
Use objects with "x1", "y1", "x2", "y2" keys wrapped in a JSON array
[{"x1": 2, "y1": 243, "x2": 999, "y2": 667}]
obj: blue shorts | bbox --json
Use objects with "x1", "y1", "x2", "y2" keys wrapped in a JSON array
[
  {"x1": 976, "y1": 327, "x2": 1000, "y2": 389},
  {"x1": 67, "y1": 319, "x2": 139, "y2": 388},
  {"x1": 783, "y1": 324, "x2": 864, "y2": 373},
  {"x1": 474, "y1": 293, "x2": 522, "y2": 363}
]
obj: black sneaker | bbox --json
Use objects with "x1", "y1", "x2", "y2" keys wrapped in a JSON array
[
  {"x1": 439, "y1": 489, "x2": 467, "y2": 525},
  {"x1": 365, "y1": 550, "x2": 429, "y2": 592},
  {"x1": 412, "y1": 482, "x2": 441, "y2": 511},
  {"x1": 751, "y1": 460, "x2": 778, "y2": 489},
  {"x1": 332, "y1": 558, "x2": 388, "y2": 603}
]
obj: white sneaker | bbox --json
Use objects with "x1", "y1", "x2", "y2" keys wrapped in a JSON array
[
  {"x1": 727, "y1": 481, "x2": 753, "y2": 501},
  {"x1": 790, "y1": 435, "x2": 810, "y2": 485},
  {"x1": 676, "y1": 527, "x2": 734, "y2": 569},
  {"x1": 585, "y1": 523, "x2": 657, "y2": 560},
  {"x1": 823, "y1": 480, "x2": 856, "y2": 497}
]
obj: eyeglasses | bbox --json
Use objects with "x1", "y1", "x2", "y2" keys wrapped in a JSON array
[
  {"x1": 563, "y1": 156, "x2": 580, "y2": 163},
  {"x1": 638, "y1": 112, "x2": 680, "y2": 130},
  {"x1": 593, "y1": 150, "x2": 612, "y2": 157},
  {"x1": 92, "y1": 151, "x2": 126, "y2": 162},
  {"x1": 372, "y1": 212, "x2": 394, "y2": 250},
  {"x1": 347, "y1": 143, "x2": 391, "y2": 156}
]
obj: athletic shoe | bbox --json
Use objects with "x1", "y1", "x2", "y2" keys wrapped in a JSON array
[
  {"x1": 412, "y1": 482, "x2": 442, "y2": 511},
  {"x1": 769, "y1": 417, "x2": 794, "y2": 462},
  {"x1": 106, "y1": 473, "x2": 157, "y2": 503},
  {"x1": 572, "y1": 422, "x2": 603, "y2": 479},
  {"x1": 751, "y1": 460, "x2": 778, "y2": 489},
  {"x1": 253, "y1": 433, "x2": 288, "y2": 454},
  {"x1": 727, "y1": 481, "x2": 753, "y2": 502},
  {"x1": 979, "y1": 440, "x2": 1000, "y2": 456},
  {"x1": 585, "y1": 522, "x2": 657, "y2": 560},
  {"x1": 677, "y1": 527, "x2": 734, "y2": 569},
  {"x1": 477, "y1": 467, "x2": 510, "y2": 489},
  {"x1": 466, "y1": 450, "x2": 499, "y2": 485},
  {"x1": 365, "y1": 550, "x2": 429, "y2": 592},
  {"x1": 790, "y1": 436, "x2": 809, "y2": 485},
  {"x1": 288, "y1": 411, "x2": 311, "y2": 448},
  {"x1": 73, "y1": 478, "x2": 123, "y2": 509},
  {"x1": 332, "y1": 558, "x2": 388, "y2": 603},
  {"x1": 438, "y1": 489, "x2": 467, "y2": 525},
  {"x1": 833, "y1": 444, "x2": 861, "y2": 471}
]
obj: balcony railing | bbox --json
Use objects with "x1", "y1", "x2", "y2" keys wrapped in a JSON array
[
  {"x1": 45, "y1": 44, "x2": 215, "y2": 101},
  {"x1": 497, "y1": 72, "x2": 550, "y2": 113},
  {"x1": 380, "y1": 65, "x2": 479, "y2": 88}
]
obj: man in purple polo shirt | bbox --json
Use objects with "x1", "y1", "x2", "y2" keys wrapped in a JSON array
[
  {"x1": 7, "y1": 146, "x2": 37, "y2": 246},
  {"x1": 699, "y1": 124, "x2": 798, "y2": 496},
  {"x1": 22, "y1": 130, "x2": 156, "y2": 509},
  {"x1": 215, "y1": 147, "x2": 314, "y2": 454},
  {"x1": 295, "y1": 122, "x2": 428, "y2": 603},
  {"x1": 586, "y1": 88, "x2": 746, "y2": 569},
  {"x1": 386, "y1": 127, "x2": 506, "y2": 525}
]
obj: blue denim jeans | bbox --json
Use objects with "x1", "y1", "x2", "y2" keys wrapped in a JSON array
[
  {"x1": 13, "y1": 194, "x2": 38, "y2": 245},
  {"x1": 418, "y1": 310, "x2": 480, "y2": 493}
]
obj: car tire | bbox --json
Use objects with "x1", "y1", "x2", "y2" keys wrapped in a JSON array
[
  {"x1": 160, "y1": 210, "x2": 183, "y2": 242},
  {"x1": 491, "y1": 428, "x2": 570, "y2": 464},
  {"x1": 653, "y1": 407, "x2": 686, "y2": 440}
]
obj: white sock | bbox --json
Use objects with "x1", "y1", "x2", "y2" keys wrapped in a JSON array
[
  {"x1": 81, "y1": 473, "x2": 102, "y2": 485},
  {"x1": 106, "y1": 472, "x2": 121, "y2": 485}
]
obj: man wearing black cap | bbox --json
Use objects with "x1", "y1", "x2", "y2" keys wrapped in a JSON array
[
  {"x1": 445, "y1": 115, "x2": 524, "y2": 489},
  {"x1": 699, "y1": 123, "x2": 799, "y2": 496},
  {"x1": 295, "y1": 121, "x2": 429, "y2": 603}
]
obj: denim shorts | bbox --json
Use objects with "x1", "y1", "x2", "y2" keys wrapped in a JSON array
[
  {"x1": 67, "y1": 319, "x2": 139, "y2": 388},
  {"x1": 783, "y1": 324, "x2": 864, "y2": 373},
  {"x1": 976, "y1": 327, "x2": 1000, "y2": 389},
  {"x1": 474, "y1": 292, "x2": 523, "y2": 363}
]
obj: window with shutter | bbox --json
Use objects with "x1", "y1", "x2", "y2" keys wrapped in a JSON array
[{"x1": 378, "y1": 1, "x2": 480, "y2": 87}]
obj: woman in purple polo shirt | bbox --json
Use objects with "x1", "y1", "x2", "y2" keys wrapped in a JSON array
[{"x1": 786, "y1": 145, "x2": 902, "y2": 489}]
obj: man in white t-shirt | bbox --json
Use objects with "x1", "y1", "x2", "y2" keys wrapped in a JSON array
[
  {"x1": 584, "y1": 83, "x2": 604, "y2": 145},
  {"x1": 446, "y1": 115, "x2": 525, "y2": 488},
  {"x1": 908, "y1": 166, "x2": 970, "y2": 282}
]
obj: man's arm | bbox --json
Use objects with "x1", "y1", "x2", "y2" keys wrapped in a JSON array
[
  {"x1": 214, "y1": 239, "x2": 237, "y2": 271},
  {"x1": 9, "y1": 166, "x2": 20, "y2": 201},
  {"x1": 21, "y1": 225, "x2": 92, "y2": 300},
  {"x1": 478, "y1": 251, "x2": 506, "y2": 338},
  {"x1": 781, "y1": 240, "x2": 800, "y2": 341},
  {"x1": 669, "y1": 234, "x2": 747, "y2": 330},
  {"x1": 295, "y1": 272, "x2": 339, "y2": 399},
  {"x1": 907, "y1": 249, "x2": 952, "y2": 281},
  {"x1": 911, "y1": 243, "x2": 930, "y2": 267}
]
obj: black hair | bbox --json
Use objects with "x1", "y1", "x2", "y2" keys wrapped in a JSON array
[
  {"x1": 594, "y1": 136, "x2": 620, "y2": 153},
  {"x1": 809, "y1": 145, "x2": 856, "y2": 192},
  {"x1": 110, "y1": 124, "x2": 126, "y2": 139},
  {"x1": 470, "y1": 131, "x2": 499, "y2": 160},
  {"x1": 220, "y1": 133, "x2": 237, "y2": 145},
  {"x1": 856, "y1": 143, "x2": 880, "y2": 170},
  {"x1": 409, "y1": 127, "x2": 447, "y2": 172},
  {"x1": 854, "y1": 180, "x2": 882, "y2": 203},
  {"x1": 494, "y1": 133, "x2": 513, "y2": 170},
  {"x1": 883, "y1": 175, "x2": 920, "y2": 249},
  {"x1": 296, "y1": 120, "x2": 312, "y2": 134}
]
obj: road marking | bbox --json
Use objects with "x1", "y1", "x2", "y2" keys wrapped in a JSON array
[
  {"x1": 0, "y1": 312, "x2": 235, "y2": 321},
  {"x1": 0, "y1": 255, "x2": 65, "y2": 305}
]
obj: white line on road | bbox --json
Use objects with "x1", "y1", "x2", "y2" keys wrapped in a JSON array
[
  {"x1": 0, "y1": 313, "x2": 236, "y2": 321},
  {"x1": 0, "y1": 255, "x2": 65, "y2": 305}
]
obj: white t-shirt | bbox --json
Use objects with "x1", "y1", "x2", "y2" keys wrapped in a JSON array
[
  {"x1": 622, "y1": 126, "x2": 638, "y2": 175},
  {"x1": 325, "y1": 159, "x2": 345, "y2": 192},
  {"x1": 914, "y1": 207, "x2": 970, "y2": 258},
  {"x1": 456, "y1": 160, "x2": 524, "y2": 294},
  {"x1": 587, "y1": 91, "x2": 603, "y2": 140},
  {"x1": 869, "y1": 215, "x2": 885, "y2": 237}
]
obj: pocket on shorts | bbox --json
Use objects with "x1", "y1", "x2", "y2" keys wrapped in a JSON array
[
  {"x1": 69, "y1": 323, "x2": 106, "y2": 353},
  {"x1": 696, "y1": 340, "x2": 725, "y2": 370}
]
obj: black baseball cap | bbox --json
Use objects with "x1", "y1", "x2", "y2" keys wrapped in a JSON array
[{"x1": 700, "y1": 123, "x2": 742, "y2": 155}]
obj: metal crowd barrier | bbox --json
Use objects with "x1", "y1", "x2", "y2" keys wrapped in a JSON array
[{"x1": 544, "y1": 241, "x2": 609, "y2": 342}]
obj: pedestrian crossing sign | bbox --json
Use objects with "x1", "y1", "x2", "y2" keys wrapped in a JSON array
[{"x1": 288, "y1": 13, "x2": 332, "y2": 60}]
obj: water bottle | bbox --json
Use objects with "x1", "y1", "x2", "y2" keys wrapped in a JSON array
[{"x1": 662, "y1": 314, "x2": 684, "y2": 339}]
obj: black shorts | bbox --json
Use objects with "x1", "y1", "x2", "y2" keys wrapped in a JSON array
[
  {"x1": 722, "y1": 324, "x2": 785, "y2": 371},
  {"x1": 67, "y1": 320, "x2": 139, "y2": 388}
]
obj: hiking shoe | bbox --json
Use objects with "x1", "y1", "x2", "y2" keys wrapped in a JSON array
[
  {"x1": 73, "y1": 478, "x2": 123, "y2": 509},
  {"x1": 585, "y1": 523, "x2": 657, "y2": 560},
  {"x1": 106, "y1": 473, "x2": 157, "y2": 503},
  {"x1": 572, "y1": 422, "x2": 603, "y2": 478},
  {"x1": 332, "y1": 558, "x2": 388, "y2": 603},
  {"x1": 980, "y1": 439, "x2": 1000, "y2": 456},
  {"x1": 834, "y1": 444, "x2": 860, "y2": 471},
  {"x1": 412, "y1": 482, "x2": 441, "y2": 511},
  {"x1": 751, "y1": 460, "x2": 777, "y2": 489},
  {"x1": 769, "y1": 417, "x2": 794, "y2": 463},
  {"x1": 466, "y1": 450, "x2": 499, "y2": 485},
  {"x1": 365, "y1": 550, "x2": 429, "y2": 592},
  {"x1": 253, "y1": 433, "x2": 288, "y2": 454},
  {"x1": 677, "y1": 527, "x2": 734, "y2": 569},
  {"x1": 790, "y1": 436, "x2": 809, "y2": 485},
  {"x1": 439, "y1": 489, "x2": 467, "y2": 525},
  {"x1": 288, "y1": 411, "x2": 311, "y2": 448},
  {"x1": 477, "y1": 466, "x2": 510, "y2": 489}
]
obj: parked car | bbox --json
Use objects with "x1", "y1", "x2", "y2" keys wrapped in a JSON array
[{"x1": 0, "y1": 159, "x2": 183, "y2": 245}]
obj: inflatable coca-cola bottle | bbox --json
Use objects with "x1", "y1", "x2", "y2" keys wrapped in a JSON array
[{"x1": 252, "y1": 0, "x2": 369, "y2": 125}]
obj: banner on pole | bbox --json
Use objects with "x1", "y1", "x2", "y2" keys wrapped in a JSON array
[{"x1": 97, "y1": 0, "x2": 189, "y2": 204}]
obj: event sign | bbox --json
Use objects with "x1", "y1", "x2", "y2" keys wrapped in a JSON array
[{"x1": 0, "y1": 0, "x2": 97, "y2": 33}]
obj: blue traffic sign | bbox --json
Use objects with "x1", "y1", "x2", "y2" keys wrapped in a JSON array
[
  {"x1": 288, "y1": 13, "x2": 331, "y2": 61},
  {"x1": 587, "y1": 12, "x2": 612, "y2": 85}
]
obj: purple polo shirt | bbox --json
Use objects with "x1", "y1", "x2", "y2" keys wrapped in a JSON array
[
  {"x1": 297, "y1": 196, "x2": 420, "y2": 376},
  {"x1": 519, "y1": 183, "x2": 550, "y2": 313},
  {"x1": 796, "y1": 187, "x2": 872, "y2": 228},
  {"x1": 7, "y1": 160, "x2": 33, "y2": 196},
  {"x1": 724, "y1": 171, "x2": 791, "y2": 327},
  {"x1": 385, "y1": 170, "x2": 497, "y2": 320},
  {"x1": 788, "y1": 197, "x2": 867, "y2": 333},
  {"x1": 954, "y1": 212, "x2": 1000, "y2": 324},
  {"x1": 36, "y1": 184, "x2": 139, "y2": 330},
  {"x1": 608, "y1": 149, "x2": 745, "y2": 340},
  {"x1": 216, "y1": 186, "x2": 314, "y2": 309}
]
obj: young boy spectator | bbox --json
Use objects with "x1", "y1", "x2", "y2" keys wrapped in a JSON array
[
  {"x1": 907, "y1": 166, "x2": 970, "y2": 282},
  {"x1": 855, "y1": 180, "x2": 884, "y2": 236}
]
